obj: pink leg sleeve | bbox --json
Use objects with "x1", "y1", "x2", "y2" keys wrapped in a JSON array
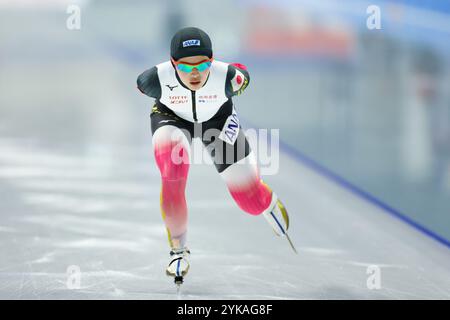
[
  {"x1": 220, "y1": 151, "x2": 273, "y2": 215},
  {"x1": 153, "y1": 126, "x2": 190, "y2": 248}
]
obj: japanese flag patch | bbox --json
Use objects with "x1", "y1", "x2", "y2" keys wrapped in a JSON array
[{"x1": 231, "y1": 69, "x2": 245, "y2": 92}]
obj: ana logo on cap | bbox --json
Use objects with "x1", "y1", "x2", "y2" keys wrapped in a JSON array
[{"x1": 182, "y1": 39, "x2": 201, "y2": 47}]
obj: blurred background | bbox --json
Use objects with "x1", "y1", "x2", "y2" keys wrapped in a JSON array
[
  {"x1": 1, "y1": 0, "x2": 448, "y2": 243},
  {"x1": 0, "y1": 0, "x2": 449, "y2": 298}
]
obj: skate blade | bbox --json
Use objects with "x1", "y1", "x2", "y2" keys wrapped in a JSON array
[
  {"x1": 285, "y1": 233, "x2": 298, "y2": 254},
  {"x1": 174, "y1": 275, "x2": 184, "y2": 285},
  {"x1": 174, "y1": 276, "x2": 183, "y2": 296}
]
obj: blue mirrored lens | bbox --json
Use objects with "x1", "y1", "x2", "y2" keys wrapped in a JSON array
[
  {"x1": 177, "y1": 61, "x2": 211, "y2": 72},
  {"x1": 196, "y1": 61, "x2": 211, "y2": 72},
  {"x1": 177, "y1": 64, "x2": 192, "y2": 72}
]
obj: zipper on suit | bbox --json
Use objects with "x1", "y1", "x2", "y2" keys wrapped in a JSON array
[{"x1": 191, "y1": 90, "x2": 198, "y2": 122}]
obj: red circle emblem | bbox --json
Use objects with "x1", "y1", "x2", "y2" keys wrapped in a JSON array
[{"x1": 236, "y1": 75, "x2": 242, "y2": 85}]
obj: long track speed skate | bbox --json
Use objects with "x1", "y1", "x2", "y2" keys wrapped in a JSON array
[
  {"x1": 262, "y1": 194, "x2": 297, "y2": 254},
  {"x1": 166, "y1": 247, "x2": 190, "y2": 290}
]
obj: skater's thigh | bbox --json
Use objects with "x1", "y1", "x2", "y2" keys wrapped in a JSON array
[
  {"x1": 150, "y1": 104, "x2": 194, "y2": 178},
  {"x1": 152, "y1": 125, "x2": 192, "y2": 150},
  {"x1": 202, "y1": 124, "x2": 251, "y2": 173},
  {"x1": 150, "y1": 103, "x2": 194, "y2": 148}
]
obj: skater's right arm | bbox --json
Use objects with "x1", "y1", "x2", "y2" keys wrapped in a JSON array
[{"x1": 137, "y1": 66, "x2": 161, "y2": 99}]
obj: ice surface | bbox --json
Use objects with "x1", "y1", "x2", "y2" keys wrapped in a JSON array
[{"x1": 1, "y1": 139, "x2": 449, "y2": 299}]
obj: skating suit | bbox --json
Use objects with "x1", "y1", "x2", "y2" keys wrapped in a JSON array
[{"x1": 137, "y1": 60, "x2": 274, "y2": 248}]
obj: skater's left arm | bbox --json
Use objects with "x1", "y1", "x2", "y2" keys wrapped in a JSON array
[{"x1": 225, "y1": 63, "x2": 250, "y2": 98}]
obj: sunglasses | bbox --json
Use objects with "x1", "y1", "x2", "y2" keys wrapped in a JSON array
[{"x1": 172, "y1": 58, "x2": 213, "y2": 73}]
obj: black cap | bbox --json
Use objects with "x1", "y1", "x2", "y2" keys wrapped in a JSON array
[{"x1": 170, "y1": 27, "x2": 213, "y2": 61}]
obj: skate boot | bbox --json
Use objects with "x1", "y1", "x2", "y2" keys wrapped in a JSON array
[
  {"x1": 166, "y1": 247, "x2": 190, "y2": 285},
  {"x1": 262, "y1": 193, "x2": 289, "y2": 236},
  {"x1": 262, "y1": 193, "x2": 297, "y2": 253}
]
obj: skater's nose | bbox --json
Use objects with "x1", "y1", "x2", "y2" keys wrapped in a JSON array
[{"x1": 190, "y1": 69, "x2": 200, "y2": 78}]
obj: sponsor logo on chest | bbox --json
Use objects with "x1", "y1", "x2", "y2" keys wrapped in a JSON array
[
  {"x1": 169, "y1": 95, "x2": 189, "y2": 104},
  {"x1": 198, "y1": 94, "x2": 218, "y2": 104}
]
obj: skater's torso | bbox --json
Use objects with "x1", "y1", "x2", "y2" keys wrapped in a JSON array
[{"x1": 137, "y1": 60, "x2": 249, "y2": 123}]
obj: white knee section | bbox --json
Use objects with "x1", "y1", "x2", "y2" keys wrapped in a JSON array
[{"x1": 219, "y1": 151, "x2": 259, "y2": 188}]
